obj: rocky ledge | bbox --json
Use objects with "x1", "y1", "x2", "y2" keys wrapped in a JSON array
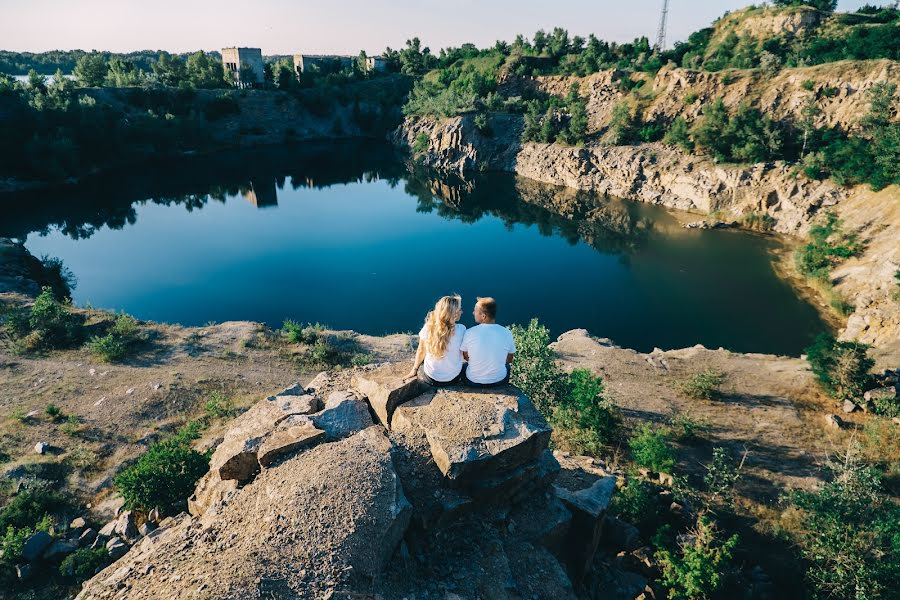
[{"x1": 76, "y1": 364, "x2": 643, "y2": 599}]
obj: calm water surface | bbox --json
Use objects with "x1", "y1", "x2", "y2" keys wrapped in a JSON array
[{"x1": 3, "y1": 141, "x2": 828, "y2": 355}]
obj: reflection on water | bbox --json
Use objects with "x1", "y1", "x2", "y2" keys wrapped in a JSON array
[{"x1": 4, "y1": 140, "x2": 829, "y2": 354}]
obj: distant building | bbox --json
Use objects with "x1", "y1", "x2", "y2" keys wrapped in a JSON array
[
  {"x1": 222, "y1": 47, "x2": 264, "y2": 88},
  {"x1": 293, "y1": 54, "x2": 354, "y2": 74},
  {"x1": 365, "y1": 56, "x2": 389, "y2": 73}
]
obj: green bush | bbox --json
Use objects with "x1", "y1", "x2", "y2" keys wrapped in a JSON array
[
  {"x1": 510, "y1": 318, "x2": 568, "y2": 415},
  {"x1": 551, "y1": 368, "x2": 619, "y2": 455},
  {"x1": 788, "y1": 447, "x2": 900, "y2": 598},
  {"x1": 2, "y1": 287, "x2": 84, "y2": 353},
  {"x1": 60, "y1": 547, "x2": 109, "y2": 582},
  {"x1": 691, "y1": 99, "x2": 783, "y2": 163},
  {"x1": 795, "y1": 211, "x2": 861, "y2": 281},
  {"x1": 805, "y1": 333, "x2": 873, "y2": 402},
  {"x1": 704, "y1": 447, "x2": 742, "y2": 503},
  {"x1": 656, "y1": 516, "x2": 739, "y2": 600},
  {"x1": 46, "y1": 402, "x2": 63, "y2": 420},
  {"x1": 204, "y1": 391, "x2": 235, "y2": 419},
  {"x1": 87, "y1": 313, "x2": 141, "y2": 362},
  {"x1": 610, "y1": 478, "x2": 661, "y2": 531},
  {"x1": 669, "y1": 413, "x2": 706, "y2": 443},
  {"x1": 114, "y1": 422, "x2": 209, "y2": 516},
  {"x1": 630, "y1": 424, "x2": 676, "y2": 473},
  {"x1": 664, "y1": 116, "x2": 694, "y2": 151},
  {"x1": 678, "y1": 369, "x2": 724, "y2": 400},
  {"x1": 412, "y1": 131, "x2": 430, "y2": 154},
  {"x1": 281, "y1": 320, "x2": 324, "y2": 345},
  {"x1": 350, "y1": 352, "x2": 373, "y2": 367}
]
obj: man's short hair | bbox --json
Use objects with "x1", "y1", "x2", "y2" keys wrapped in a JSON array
[{"x1": 476, "y1": 297, "x2": 497, "y2": 320}]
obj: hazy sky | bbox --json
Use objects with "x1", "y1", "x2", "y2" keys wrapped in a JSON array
[{"x1": 1, "y1": 0, "x2": 875, "y2": 55}]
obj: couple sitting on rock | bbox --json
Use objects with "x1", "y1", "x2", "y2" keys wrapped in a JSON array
[{"x1": 405, "y1": 295, "x2": 516, "y2": 388}]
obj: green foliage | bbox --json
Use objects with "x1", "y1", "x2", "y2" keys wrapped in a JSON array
[
  {"x1": 87, "y1": 314, "x2": 141, "y2": 362},
  {"x1": 795, "y1": 211, "x2": 861, "y2": 281},
  {"x1": 510, "y1": 318, "x2": 568, "y2": 415},
  {"x1": 788, "y1": 447, "x2": 900, "y2": 598},
  {"x1": 630, "y1": 424, "x2": 676, "y2": 473},
  {"x1": 870, "y1": 390, "x2": 899, "y2": 419},
  {"x1": 281, "y1": 320, "x2": 325, "y2": 345},
  {"x1": 664, "y1": 116, "x2": 694, "y2": 151},
  {"x1": 61, "y1": 414, "x2": 81, "y2": 436},
  {"x1": 0, "y1": 485, "x2": 72, "y2": 533},
  {"x1": 73, "y1": 53, "x2": 108, "y2": 87},
  {"x1": 114, "y1": 422, "x2": 209, "y2": 516},
  {"x1": 203, "y1": 95, "x2": 240, "y2": 121},
  {"x1": 45, "y1": 402, "x2": 63, "y2": 420},
  {"x1": 520, "y1": 85, "x2": 590, "y2": 146},
  {"x1": 740, "y1": 211, "x2": 776, "y2": 231},
  {"x1": 204, "y1": 391, "x2": 235, "y2": 419},
  {"x1": 656, "y1": 516, "x2": 739, "y2": 600},
  {"x1": 611, "y1": 478, "x2": 661, "y2": 530},
  {"x1": 669, "y1": 413, "x2": 706, "y2": 443},
  {"x1": 412, "y1": 132, "x2": 430, "y2": 155},
  {"x1": 60, "y1": 548, "x2": 110, "y2": 582},
  {"x1": 703, "y1": 447, "x2": 742, "y2": 503},
  {"x1": 691, "y1": 99, "x2": 783, "y2": 163},
  {"x1": 552, "y1": 369, "x2": 619, "y2": 454},
  {"x1": 607, "y1": 102, "x2": 637, "y2": 145},
  {"x1": 805, "y1": 333, "x2": 874, "y2": 402},
  {"x1": 678, "y1": 369, "x2": 724, "y2": 400},
  {"x1": 772, "y1": 0, "x2": 837, "y2": 11},
  {"x1": 350, "y1": 352, "x2": 374, "y2": 367},
  {"x1": 3, "y1": 287, "x2": 84, "y2": 353}
]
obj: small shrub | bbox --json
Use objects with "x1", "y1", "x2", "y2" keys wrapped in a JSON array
[
  {"x1": 684, "y1": 92, "x2": 700, "y2": 105},
  {"x1": 801, "y1": 79, "x2": 816, "y2": 91},
  {"x1": 45, "y1": 402, "x2": 63, "y2": 421},
  {"x1": 703, "y1": 447, "x2": 742, "y2": 503},
  {"x1": 655, "y1": 516, "x2": 739, "y2": 600},
  {"x1": 413, "y1": 131, "x2": 430, "y2": 155},
  {"x1": 669, "y1": 413, "x2": 706, "y2": 443},
  {"x1": 86, "y1": 314, "x2": 141, "y2": 362},
  {"x1": 678, "y1": 369, "x2": 724, "y2": 400},
  {"x1": 114, "y1": 422, "x2": 209, "y2": 516},
  {"x1": 741, "y1": 211, "x2": 775, "y2": 231},
  {"x1": 795, "y1": 211, "x2": 861, "y2": 281},
  {"x1": 60, "y1": 414, "x2": 81, "y2": 436},
  {"x1": 805, "y1": 333, "x2": 873, "y2": 402},
  {"x1": 204, "y1": 391, "x2": 235, "y2": 419},
  {"x1": 350, "y1": 352, "x2": 374, "y2": 367},
  {"x1": 473, "y1": 112, "x2": 490, "y2": 135},
  {"x1": 787, "y1": 446, "x2": 900, "y2": 598},
  {"x1": 10, "y1": 408, "x2": 28, "y2": 423},
  {"x1": 510, "y1": 318, "x2": 569, "y2": 416},
  {"x1": 0, "y1": 485, "x2": 72, "y2": 532},
  {"x1": 551, "y1": 368, "x2": 619, "y2": 455},
  {"x1": 664, "y1": 116, "x2": 694, "y2": 151},
  {"x1": 60, "y1": 547, "x2": 110, "y2": 581},
  {"x1": 611, "y1": 478, "x2": 661, "y2": 531},
  {"x1": 3, "y1": 287, "x2": 84, "y2": 352},
  {"x1": 281, "y1": 320, "x2": 324, "y2": 345},
  {"x1": 630, "y1": 424, "x2": 676, "y2": 473},
  {"x1": 870, "y1": 390, "x2": 899, "y2": 418}
]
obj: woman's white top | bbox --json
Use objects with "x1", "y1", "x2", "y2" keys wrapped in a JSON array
[{"x1": 418, "y1": 322, "x2": 466, "y2": 382}]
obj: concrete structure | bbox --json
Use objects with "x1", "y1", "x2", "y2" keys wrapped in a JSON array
[
  {"x1": 222, "y1": 47, "x2": 265, "y2": 88},
  {"x1": 365, "y1": 56, "x2": 389, "y2": 73},
  {"x1": 293, "y1": 54, "x2": 354, "y2": 74}
]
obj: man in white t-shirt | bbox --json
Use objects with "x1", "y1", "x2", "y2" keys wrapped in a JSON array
[{"x1": 460, "y1": 297, "x2": 516, "y2": 387}]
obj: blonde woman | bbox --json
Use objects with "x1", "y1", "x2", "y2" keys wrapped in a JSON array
[{"x1": 405, "y1": 295, "x2": 466, "y2": 386}]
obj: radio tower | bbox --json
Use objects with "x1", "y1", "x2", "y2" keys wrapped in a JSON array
[{"x1": 654, "y1": 0, "x2": 670, "y2": 52}]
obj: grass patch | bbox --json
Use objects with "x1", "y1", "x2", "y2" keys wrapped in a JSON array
[
  {"x1": 204, "y1": 391, "x2": 236, "y2": 419},
  {"x1": 630, "y1": 423, "x2": 676, "y2": 473},
  {"x1": 678, "y1": 369, "x2": 725, "y2": 400},
  {"x1": 86, "y1": 313, "x2": 142, "y2": 362}
]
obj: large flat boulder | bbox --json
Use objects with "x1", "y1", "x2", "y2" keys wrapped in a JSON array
[
  {"x1": 257, "y1": 423, "x2": 325, "y2": 467},
  {"x1": 209, "y1": 391, "x2": 321, "y2": 483},
  {"x1": 351, "y1": 363, "x2": 428, "y2": 428},
  {"x1": 392, "y1": 386, "x2": 552, "y2": 484},
  {"x1": 77, "y1": 427, "x2": 412, "y2": 600}
]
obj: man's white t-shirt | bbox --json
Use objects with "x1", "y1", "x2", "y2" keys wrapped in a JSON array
[
  {"x1": 460, "y1": 324, "x2": 516, "y2": 384},
  {"x1": 418, "y1": 323, "x2": 466, "y2": 382}
]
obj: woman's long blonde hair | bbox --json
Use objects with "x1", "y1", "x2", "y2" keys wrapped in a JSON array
[{"x1": 423, "y1": 295, "x2": 462, "y2": 359}]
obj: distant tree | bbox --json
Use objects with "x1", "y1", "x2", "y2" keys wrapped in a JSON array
[
  {"x1": 772, "y1": 0, "x2": 838, "y2": 12},
  {"x1": 607, "y1": 101, "x2": 636, "y2": 145},
  {"x1": 271, "y1": 58, "x2": 296, "y2": 90},
  {"x1": 798, "y1": 94, "x2": 821, "y2": 156},
  {"x1": 185, "y1": 51, "x2": 225, "y2": 88},
  {"x1": 73, "y1": 53, "x2": 108, "y2": 87},
  {"x1": 26, "y1": 69, "x2": 47, "y2": 92},
  {"x1": 664, "y1": 116, "x2": 694, "y2": 151},
  {"x1": 399, "y1": 38, "x2": 436, "y2": 74},
  {"x1": 152, "y1": 51, "x2": 187, "y2": 87},
  {"x1": 105, "y1": 58, "x2": 145, "y2": 87}
]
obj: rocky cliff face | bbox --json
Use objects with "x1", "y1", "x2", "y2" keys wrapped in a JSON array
[
  {"x1": 395, "y1": 60, "x2": 900, "y2": 348},
  {"x1": 77, "y1": 366, "x2": 638, "y2": 599}
]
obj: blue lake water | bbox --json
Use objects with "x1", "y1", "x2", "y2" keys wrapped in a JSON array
[{"x1": 3, "y1": 141, "x2": 829, "y2": 355}]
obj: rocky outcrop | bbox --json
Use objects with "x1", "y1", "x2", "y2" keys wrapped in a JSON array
[{"x1": 79, "y1": 365, "x2": 629, "y2": 599}]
